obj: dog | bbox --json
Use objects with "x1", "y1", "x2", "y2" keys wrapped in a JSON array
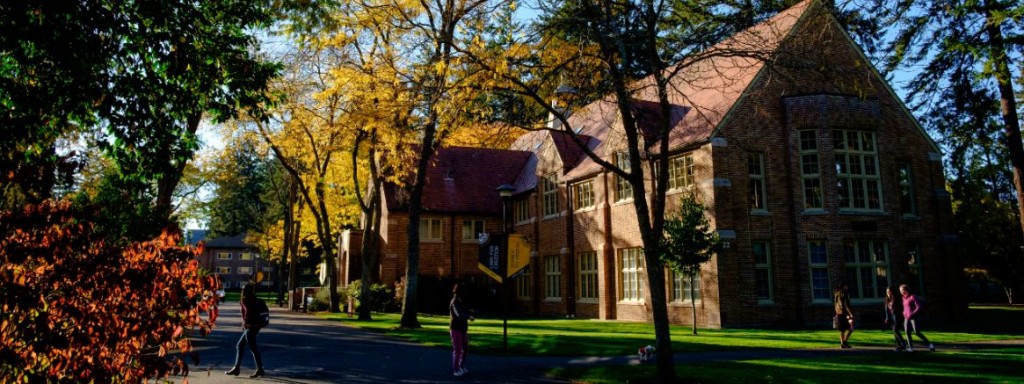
[{"x1": 638, "y1": 345, "x2": 656, "y2": 362}]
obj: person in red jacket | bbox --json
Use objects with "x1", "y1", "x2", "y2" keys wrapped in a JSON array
[
  {"x1": 226, "y1": 283, "x2": 266, "y2": 377},
  {"x1": 900, "y1": 284, "x2": 935, "y2": 352}
]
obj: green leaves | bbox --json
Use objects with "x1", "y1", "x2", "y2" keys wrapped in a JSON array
[{"x1": 660, "y1": 194, "x2": 722, "y2": 275}]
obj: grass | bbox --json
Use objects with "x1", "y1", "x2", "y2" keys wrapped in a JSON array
[
  {"x1": 317, "y1": 306, "x2": 1023, "y2": 356},
  {"x1": 317, "y1": 305, "x2": 1024, "y2": 383}
]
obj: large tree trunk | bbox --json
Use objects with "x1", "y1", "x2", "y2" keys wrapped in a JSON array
[
  {"x1": 155, "y1": 112, "x2": 202, "y2": 223},
  {"x1": 400, "y1": 139, "x2": 435, "y2": 329},
  {"x1": 358, "y1": 150, "x2": 383, "y2": 320}
]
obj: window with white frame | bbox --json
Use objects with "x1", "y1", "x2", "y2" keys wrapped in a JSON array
[
  {"x1": 668, "y1": 154, "x2": 695, "y2": 191},
  {"x1": 514, "y1": 199, "x2": 530, "y2": 223},
  {"x1": 615, "y1": 152, "x2": 633, "y2": 202},
  {"x1": 237, "y1": 267, "x2": 253, "y2": 275},
  {"x1": 574, "y1": 181, "x2": 594, "y2": 210},
  {"x1": 217, "y1": 266, "x2": 231, "y2": 275},
  {"x1": 808, "y1": 240, "x2": 830, "y2": 302},
  {"x1": 671, "y1": 269, "x2": 701, "y2": 303},
  {"x1": 619, "y1": 248, "x2": 644, "y2": 302},
  {"x1": 515, "y1": 267, "x2": 531, "y2": 299},
  {"x1": 544, "y1": 255, "x2": 561, "y2": 299},
  {"x1": 752, "y1": 241, "x2": 773, "y2": 303},
  {"x1": 217, "y1": 252, "x2": 232, "y2": 260},
  {"x1": 461, "y1": 220, "x2": 485, "y2": 241},
  {"x1": 542, "y1": 174, "x2": 559, "y2": 217},
  {"x1": 748, "y1": 153, "x2": 767, "y2": 210},
  {"x1": 907, "y1": 243, "x2": 924, "y2": 296},
  {"x1": 799, "y1": 130, "x2": 823, "y2": 209},
  {"x1": 578, "y1": 252, "x2": 598, "y2": 302},
  {"x1": 419, "y1": 218, "x2": 443, "y2": 241},
  {"x1": 240, "y1": 252, "x2": 257, "y2": 260},
  {"x1": 843, "y1": 240, "x2": 890, "y2": 301},
  {"x1": 834, "y1": 130, "x2": 883, "y2": 211},
  {"x1": 899, "y1": 164, "x2": 916, "y2": 216}
]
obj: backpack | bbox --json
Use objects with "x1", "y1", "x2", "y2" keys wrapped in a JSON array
[{"x1": 252, "y1": 298, "x2": 270, "y2": 328}]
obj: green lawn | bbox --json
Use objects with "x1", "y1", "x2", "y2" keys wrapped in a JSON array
[{"x1": 318, "y1": 305, "x2": 1024, "y2": 383}]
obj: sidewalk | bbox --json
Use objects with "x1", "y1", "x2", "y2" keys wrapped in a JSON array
[{"x1": 172, "y1": 305, "x2": 1024, "y2": 384}]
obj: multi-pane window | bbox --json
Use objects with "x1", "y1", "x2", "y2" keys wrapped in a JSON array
[
  {"x1": 237, "y1": 267, "x2": 253, "y2": 275},
  {"x1": 544, "y1": 255, "x2": 561, "y2": 299},
  {"x1": 461, "y1": 220, "x2": 485, "y2": 241},
  {"x1": 240, "y1": 252, "x2": 257, "y2": 260},
  {"x1": 514, "y1": 199, "x2": 530, "y2": 223},
  {"x1": 799, "y1": 130, "x2": 823, "y2": 209},
  {"x1": 615, "y1": 152, "x2": 633, "y2": 202},
  {"x1": 843, "y1": 240, "x2": 890, "y2": 301},
  {"x1": 907, "y1": 243, "x2": 924, "y2": 296},
  {"x1": 808, "y1": 240, "x2": 831, "y2": 302},
  {"x1": 620, "y1": 248, "x2": 644, "y2": 301},
  {"x1": 671, "y1": 270, "x2": 701, "y2": 303},
  {"x1": 217, "y1": 266, "x2": 231, "y2": 275},
  {"x1": 542, "y1": 174, "x2": 559, "y2": 217},
  {"x1": 899, "y1": 164, "x2": 916, "y2": 216},
  {"x1": 419, "y1": 218, "x2": 443, "y2": 241},
  {"x1": 575, "y1": 181, "x2": 595, "y2": 210},
  {"x1": 217, "y1": 252, "x2": 232, "y2": 260},
  {"x1": 834, "y1": 130, "x2": 883, "y2": 211},
  {"x1": 578, "y1": 252, "x2": 599, "y2": 302},
  {"x1": 668, "y1": 154, "x2": 695, "y2": 191},
  {"x1": 752, "y1": 241, "x2": 773, "y2": 303},
  {"x1": 748, "y1": 153, "x2": 767, "y2": 210},
  {"x1": 515, "y1": 267, "x2": 531, "y2": 299}
]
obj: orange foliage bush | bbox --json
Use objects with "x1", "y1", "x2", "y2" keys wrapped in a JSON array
[{"x1": 0, "y1": 200, "x2": 219, "y2": 383}]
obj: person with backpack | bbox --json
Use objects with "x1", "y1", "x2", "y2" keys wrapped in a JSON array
[
  {"x1": 226, "y1": 283, "x2": 267, "y2": 378},
  {"x1": 900, "y1": 284, "x2": 935, "y2": 352}
]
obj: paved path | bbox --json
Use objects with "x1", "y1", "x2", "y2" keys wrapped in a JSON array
[{"x1": 173, "y1": 304, "x2": 1024, "y2": 384}]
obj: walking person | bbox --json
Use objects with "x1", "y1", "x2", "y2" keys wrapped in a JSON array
[
  {"x1": 226, "y1": 283, "x2": 267, "y2": 378},
  {"x1": 884, "y1": 285, "x2": 907, "y2": 351},
  {"x1": 833, "y1": 282, "x2": 855, "y2": 348},
  {"x1": 900, "y1": 284, "x2": 935, "y2": 352},
  {"x1": 450, "y1": 283, "x2": 475, "y2": 377}
]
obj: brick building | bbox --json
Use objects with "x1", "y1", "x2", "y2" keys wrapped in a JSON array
[
  {"x1": 340, "y1": 0, "x2": 966, "y2": 327},
  {"x1": 199, "y1": 233, "x2": 276, "y2": 290}
]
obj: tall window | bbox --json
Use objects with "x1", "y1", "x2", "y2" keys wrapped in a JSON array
[
  {"x1": 544, "y1": 255, "x2": 561, "y2": 299},
  {"x1": 461, "y1": 220, "x2": 485, "y2": 241},
  {"x1": 615, "y1": 152, "x2": 633, "y2": 202},
  {"x1": 808, "y1": 240, "x2": 830, "y2": 302},
  {"x1": 843, "y1": 240, "x2": 890, "y2": 301},
  {"x1": 217, "y1": 252, "x2": 232, "y2": 260},
  {"x1": 899, "y1": 164, "x2": 916, "y2": 216},
  {"x1": 217, "y1": 266, "x2": 231, "y2": 274},
  {"x1": 752, "y1": 241, "x2": 773, "y2": 303},
  {"x1": 419, "y1": 218, "x2": 442, "y2": 241},
  {"x1": 671, "y1": 270, "x2": 701, "y2": 302},
  {"x1": 835, "y1": 130, "x2": 883, "y2": 211},
  {"x1": 748, "y1": 153, "x2": 767, "y2": 210},
  {"x1": 542, "y1": 174, "x2": 559, "y2": 217},
  {"x1": 799, "y1": 130, "x2": 823, "y2": 209},
  {"x1": 620, "y1": 248, "x2": 644, "y2": 301},
  {"x1": 575, "y1": 181, "x2": 595, "y2": 210},
  {"x1": 668, "y1": 154, "x2": 695, "y2": 190},
  {"x1": 514, "y1": 199, "x2": 530, "y2": 223},
  {"x1": 907, "y1": 243, "x2": 924, "y2": 295},
  {"x1": 516, "y1": 268, "x2": 532, "y2": 301},
  {"x1": 578, "y1": 252, "x2": 598, "y2": 302}
]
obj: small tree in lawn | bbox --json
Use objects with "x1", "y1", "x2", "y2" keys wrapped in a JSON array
[{"x1": 660, "y1": 194, "x2": 722, "y2": 335}]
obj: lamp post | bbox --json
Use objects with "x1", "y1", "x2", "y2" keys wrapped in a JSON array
[{"x1": 496, "y1": 183, "x2": 515, "y2": 352}]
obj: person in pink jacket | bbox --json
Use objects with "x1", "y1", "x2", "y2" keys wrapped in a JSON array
[{"x1": 900, "y1": 284, "x2": 935, "y2": 352}]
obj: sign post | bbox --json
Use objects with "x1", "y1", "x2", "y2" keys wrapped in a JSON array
[{"x1": 478, "y1": 232, "x2": 530, "y2": 352}]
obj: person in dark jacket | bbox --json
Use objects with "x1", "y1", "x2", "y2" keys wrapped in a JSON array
[
  {"x1": 449, "y1": 283, "x2": 475, "y2": 377},
  {"x1": 226, "y1": 283, "x2": 265, "y2": 378},
  {"x1": 884, "y1": 285, "x2": 907, "y2": 351}
]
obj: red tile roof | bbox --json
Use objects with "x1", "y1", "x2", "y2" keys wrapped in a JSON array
[{"x1": 384, "y1": 146, "x2": 532, "y2": 214}]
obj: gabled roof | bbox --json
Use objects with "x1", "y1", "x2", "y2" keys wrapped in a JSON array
[
  {"x1": 203, "y1": 233, "x2": 252, "y2": 249},
  {"x1": 384, "y1": 146, "x2": 532, "y2": 215}
]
